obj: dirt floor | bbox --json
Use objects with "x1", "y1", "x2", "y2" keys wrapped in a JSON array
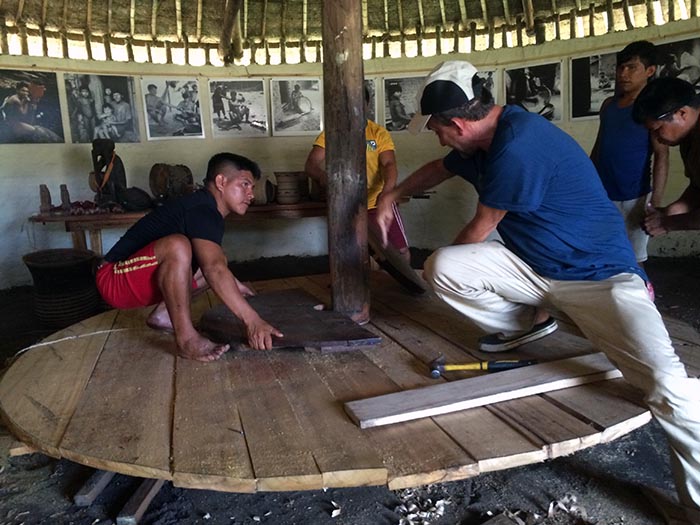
[{"x1": 0, "y1": 255, "x2": 697, "y2": 525}]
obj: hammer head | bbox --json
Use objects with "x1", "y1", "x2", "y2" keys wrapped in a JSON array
[{"x1": 429, "y1": 354, "x2": 446, "y2": 379}]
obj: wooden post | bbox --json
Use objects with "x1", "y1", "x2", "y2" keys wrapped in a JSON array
[
  {"x1": 534, "y1": 17, "x2": 546, "y2": 43},
  {"x1": 452, "y1": 20, "x2": 460, "y2": 53},
  {"x1": 516, "y1": 15, "x2": 524, "y2": 46},
  {"x1": 589, "y1": 3, "x2": 595, "y2": 36},
  {"x1": 569, "y1": 8, "x2": 576, "y2": 38},
  {"x1": 435, "y1": 24, "x2": 442, "y2": 55},
  {"x1": 622, "y1": 0, "x2": 634, "y2": 29},
  {"x1": 668, "y1": 0, "x2": 675, "y2": 21},
  {"x1": 0, "y1": 17, "x2": 8, "y2": 55},
  {"x1": 84, "y1": 30, "x2": 93, "y2": 60},
  {"x1": 606, "y1": 0, "x2": 615, "y2": 30},
  {"x1": 646, "y1": 0, "x2": 655, "y2": 25},
  {"x1": 19, "y1": 23, "x2": 28, "y2": 55},
  {"x1": 321, "y1": 0, "x2": 370, "y2": 323},
  {"x1": 103, "y1": 34, "x2": 112, "y2": 60},
  {"x1": 470, "y1": 21, "x2": 477, "y2": 51}
]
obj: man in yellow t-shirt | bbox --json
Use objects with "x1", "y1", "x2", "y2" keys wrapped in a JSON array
[{"x1": 305, "y1": 88, "x2": 410, "y2": 261}]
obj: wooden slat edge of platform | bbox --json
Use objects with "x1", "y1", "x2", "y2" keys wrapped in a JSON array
[
  {"x1": 345, "y1": 353, "x2": 622, "y2": 429},
  {"x1": 0, "y1": 310, "x2": 120, "y2": 458}
]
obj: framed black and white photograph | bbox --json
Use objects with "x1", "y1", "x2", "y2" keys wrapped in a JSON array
[
  {"x1": 365, "y1": 78, "x2": 378, "y2": 122},
  {"x1": 65, "y1": 73, "x2": 140, "y2": 143},
  {"x1": 657, "y1": 37, "x2": 700, "y2": 88},
  {"x1": 0, "y1": 69, "x2": 64, "y2": 144},
  {"x1": 140, "y1": 77, "x2": 204, "y2": 140},
  {"x1": 570, "y1": 52, "x2": 617, "y2": 119},
  {"x1": 505, "y1": 62, "x2": 562, "y2": 122},
  {"x1": 270, "y1": 78, "x2": 322, "y2": 136},
  {"x1": 208, "y1": 78, "x2": 269, "y2": 137},
  {"x1": 383, "y1": 76, "x2": 422, "y2": 132},
  {"x1": 478, "y1": 69, "x2": 498, "y2": 103}
]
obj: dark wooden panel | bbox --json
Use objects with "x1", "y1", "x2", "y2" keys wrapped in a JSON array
[{"x1": 199, "y1": 288, "x2": 381, "y2": 350}]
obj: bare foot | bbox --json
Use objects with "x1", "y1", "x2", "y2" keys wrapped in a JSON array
[
  {"x1": 146, "y1": 304, "x2": 174, "y2": 333},
  {"x1": 178, "y1": 333, "x2": 230, "y2": 362}
]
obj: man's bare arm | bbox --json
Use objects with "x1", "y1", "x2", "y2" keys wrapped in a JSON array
[
  {"x1": 304, "y1": 145, "x2": 328, "y2": 187},
  {"x1": 453, "y1": 202, "x2": 507, "y2": 245},
  {"x1": 193, "y1": 238, "x2": 282, "y2": 350},
  {"x1": 375, "y1": 158, "x2": 453, "y2": 245},
  {"x1": 650, "y1": 136, "x2": 669, "y2": 208}
]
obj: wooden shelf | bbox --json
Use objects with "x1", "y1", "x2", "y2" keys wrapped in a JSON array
[{"x1": 28, "y1": 201, "x2": 327, "y2": 255}]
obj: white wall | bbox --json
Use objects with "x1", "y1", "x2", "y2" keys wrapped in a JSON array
[{"x1": 4, "y1": 18, "x2": 700, "y2": 288}]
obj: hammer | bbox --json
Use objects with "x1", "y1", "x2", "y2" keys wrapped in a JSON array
[{"x1": 429, "y1": 354, "x2": 538, "y2": 378}]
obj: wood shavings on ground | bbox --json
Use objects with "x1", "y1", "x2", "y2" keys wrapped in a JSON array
[
  {"x1": 488, "y1": 494, "x2": 595, "y2": 525},
  {"x1": 391, "y1": 486, "x2": 450, "y2": 525}
]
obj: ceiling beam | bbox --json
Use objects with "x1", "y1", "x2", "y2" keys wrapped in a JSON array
[
  {"x1": 130, "y1": 0, "x2": 135, "y2": 35},
  {"x1": 15, "y1": 0, "x2": 25, "y2": 22},
  {"x1": 196, "y1": 0, "x2": 202, "y2": 40},
  {"x1": 151, "y1": 0, "x2": 158, "y2": 37},
  {"x1": 86, "y1": 0, "x2": 92, "y2": 30},
  {"x1": 219, "y1": 0, "x2": 243, "y2": 63},
  {"x1": 522, "y1": 0, "x2": 535, "y2": 30},
  {"x1": 175, "y1": 0, "x2": 182, "y2": 38}
]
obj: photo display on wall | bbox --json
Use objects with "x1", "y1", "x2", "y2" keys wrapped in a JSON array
[
  {"x1": 570, "y1": 52, "x2": 617, "y2": 119},
  {"x1": 383, "y1": 76, "x2": 423, "y2": 132},
  {"x1": 65, "y1": 73, "x2": 140, "y2": 143},
  {"x1": 209, "y1": 78, "x2": 269, "y2": 137},
  {"x1": 656, "y1": 37, "x2": 700, "y2": 89},
  {"x1": 141, "y1": 76, "x2": 204, "y2": 140},
  {"x1": 270, "y1": 78, "x2": 323, "y2": 136},
  {"x1": 505, "y1": 62, "x2": 562, "y2": 122},
  {"x1": 0, "y1": 69, "x2": 64, "y2": 144}
]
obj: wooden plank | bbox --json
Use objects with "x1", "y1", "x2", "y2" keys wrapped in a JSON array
[
  {"x1": 0, "y1": 310, "x2": 118, "y2": 457},
  {"x1": 116, "y1": 478, "x2": 165, "y2": 525},
  {"x1": 306, "y1": 350, "x2": 478, "y2": 490},
  {"x1": 543, "y1": 378, "x2": 651, "y2": 443},
  {"x1": 171, "y1": 356, "x2": 255, "y2": 493},
  {"x1": 488, "y1": 395, "x2": 601, "y2": 458},
  {"x1": 433, "y1": 406, "x2": 547, "y2": 473},
  {"x1": 199, "y1": 289, "x2": 380, "y2": 350},
  {"x1": 264, "y1": 350, "x2": 388, "y2": 487},
  {"x1": 345, "y1": 353, "x2": 622, "y2": 429},
  {"x1": 74, "y1": 469, "x2": 116, "y2": 506},
  {"x1": 59, "y1": 308, "x2": 175, "y2": 480},
  {"x1": 228, "y1": 350, "x2": 322, "y2": 491}
]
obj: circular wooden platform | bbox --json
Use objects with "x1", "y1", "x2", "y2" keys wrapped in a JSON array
[{"x1": 1, "y1": 273, "x2": 688, "y2": 494}]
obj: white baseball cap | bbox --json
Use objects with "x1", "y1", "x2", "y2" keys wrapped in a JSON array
[{"x1": 408, "y1": 61, "x2": 481, "y2": 134}]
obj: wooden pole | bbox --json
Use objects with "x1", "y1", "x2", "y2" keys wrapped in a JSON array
[
  {"x1": 622, "y1": 0, "x2": 634, "y2": 28},
  {"x1": 322, "y1": 0, "x2": 370, "y2": 323}
]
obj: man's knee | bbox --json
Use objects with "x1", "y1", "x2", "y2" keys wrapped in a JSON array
[{"x1": 154, "y1": 234, "x2": 193, "y2": 264}]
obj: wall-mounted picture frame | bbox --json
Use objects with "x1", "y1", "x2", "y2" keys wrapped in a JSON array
[
  {"x1": 270, "y1": 78, "x2": 323, "y2": 136},
  {"x1": 364, "y1": 78, "x2": 378, "y2": 123},
  {"x1": 65, "y1": 73, "x2": 140, "y2": 143},
  {"x1": 656, "y1": 37, "x2": 700, "y2": 88},
  {"x1": 208, "y1": 78, "x2": 269, "y2": 138},
  {"x1": 383, "y1": 76, "x2": 423, "y2": 132},
  {"x1": 570, "y1": 52, "x2": 616, "y2": 119},
  {"x1": 0, "y1": 69, "x2": 64, "y2": 144},
  {"x1": 141, "y1": 77, "x2": 204, "y2": 140},
  {"x1": 505, "y1": 62, "x2": 562, "y2": 122}
]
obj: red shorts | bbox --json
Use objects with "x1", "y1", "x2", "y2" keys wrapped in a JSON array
[
  {"x1": 96, "y1": 242, "x2": 199, "y2": 309},
  {"x1": 367, "y1": 203, "x2": 409, "y2": 251}
]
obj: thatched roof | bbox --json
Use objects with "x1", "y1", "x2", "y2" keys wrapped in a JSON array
[{"x1": 0, "y1": 0, "x2": 693, "y2": 65}]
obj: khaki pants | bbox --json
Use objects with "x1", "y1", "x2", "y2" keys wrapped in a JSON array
[{"x1": 425, "y1": 241, "x2": 700, "y2": 522}]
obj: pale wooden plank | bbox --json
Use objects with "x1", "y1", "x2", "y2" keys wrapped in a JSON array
[
  {"x1": 116, "y1": 478, "x2": 166, "y2": 525},
  {"x1": 59, "y1": 308, "x2": 175, "y2": 480},
  {"x1": 74, "y1": 469, "x2": 116, "y2": 506},
  {"x1": 264, "y1": 350, "x2": 388, "y2": 488},
  {"x1": 171, "y1": 356, "x2": 255, "y2": 493},
  {"x1": 228, "y1": 350, "x2": 322, "y2": 491},
  {"x1": 305, "y1": 350, "x2": 478, "y2": 490},
  {"x1": 0, "y1": 309, "x2": 119, "y2": 457},
  {"x1": 345, "y1": 353, "x2": 622, "y2": 429},
  {"x1": 488, "y1": 396, "x2": 602, "y2": 458},
  {"x1": 433, "y1": 406, "x2": 547, "y2": 473},
  {"x1": 543, "y1": 378, "x2": 651, "y2": 443}
]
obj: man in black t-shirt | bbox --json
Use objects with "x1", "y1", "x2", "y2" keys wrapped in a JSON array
[{"x1": 96, "y1": 152, "x2": 282, "y2": 361}]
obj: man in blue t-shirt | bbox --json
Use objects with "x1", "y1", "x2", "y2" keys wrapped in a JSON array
[
  {"x1": 375, "y1": 60, "x2": 700, "y2": 524},
  {"x1": 590, "y1": 41, "x2": 669, "y2": 266},
  {"x1": 96, "y1": 152, "x2": 283, "y2": 362}
]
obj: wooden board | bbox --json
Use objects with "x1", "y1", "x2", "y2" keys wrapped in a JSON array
[
  {"x1": 199, "y1": 288, "x2": 381, "y2": 350},
  {"x1": 345, "y1": 353, "x2": 623, "y2": 429}
]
